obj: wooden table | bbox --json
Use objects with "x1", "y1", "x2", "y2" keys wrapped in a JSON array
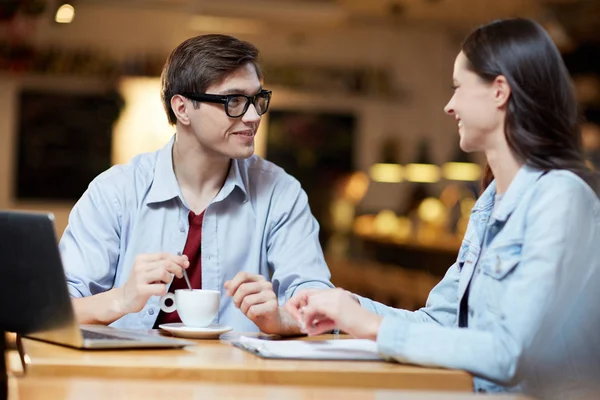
[
  {"x1": 20, "y1": 332, "x2": 473, "y2": 391},
  {"x1": 9, "y1": 376, "x2": 534, "y2": 400}
]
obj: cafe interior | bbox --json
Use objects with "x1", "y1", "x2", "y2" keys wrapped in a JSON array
[{"x1": 1, "y1": 0, "x2": 599, "y2": 399}]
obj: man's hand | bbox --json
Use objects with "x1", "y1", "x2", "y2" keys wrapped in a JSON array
[
  {"x1": 115, "y1": 252, "x2": 189, "y2": 315},
  {"x1": 225, "y1": 272, "x2": 293, "y2": 334}
]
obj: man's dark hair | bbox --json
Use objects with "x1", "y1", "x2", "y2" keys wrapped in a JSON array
[{"x1": 161, "y1": 34, "x2": 262, "y2": 125}]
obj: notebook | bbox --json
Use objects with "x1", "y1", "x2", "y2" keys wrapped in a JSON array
[{"x1": 232, "y1": 336, "x2": 386, "y2": 361}]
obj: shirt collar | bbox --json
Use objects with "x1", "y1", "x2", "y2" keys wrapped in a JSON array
[
  {"x1": 213, "y1": 158, "x2": 249, "y2": 204},
  {"x1": 146, "y1": 136, "x2": 182, "y2": 205},
  {"x1": 146, "y1": 136, "x2": 250, "y2": 205}
]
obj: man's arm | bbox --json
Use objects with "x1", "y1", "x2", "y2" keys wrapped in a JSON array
[
  {"x1": 72, "y1": 253, "x2": 189, "y2": 325},
  {"x1": 60, "y1": 179, "x2": 123, "y2": 323},
  {"x1": 71, "y1": 288, "x2": 126, "y2": 325},
  {"x1": 266, "y1": 176, "x2": 334, "y2": 334},
  {"x1": 225, "y1": 176, "x2": 333, "y2": 336},
  {"x1": 266, "y1": 177, "x2": 335, "y2": 301},
  {"x1": 62, "y1": 176, "x2": 190, "y2": 326}
]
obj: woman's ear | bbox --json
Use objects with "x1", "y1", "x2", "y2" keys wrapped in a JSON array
[
  {"x1": 493, "y1": 75, "x2": 511, "y2": 109},
  {"x1": 171, "y1": 95, "x2": 191, "y2": 125}
]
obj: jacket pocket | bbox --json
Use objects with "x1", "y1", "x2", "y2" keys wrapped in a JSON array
[
  {"x1": 479, "y1": 242, "x2": 522, "y2": 314},
  {"x1": 480, "y1": 242, "x2": 522, "y2": 279}
]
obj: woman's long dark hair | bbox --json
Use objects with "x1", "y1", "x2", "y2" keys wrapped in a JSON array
[{"x1": 462, "y1": 18, "x2": 599, "y2": 194}]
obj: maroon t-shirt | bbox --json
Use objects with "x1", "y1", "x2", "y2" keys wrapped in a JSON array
[{"x1": 154, "y1": 210, "x2": 204, "y2": 327}]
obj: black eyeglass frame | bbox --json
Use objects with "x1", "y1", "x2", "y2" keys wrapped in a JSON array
[{"x1": 180, "y1": 90, "x2": 272, "y2": 118}]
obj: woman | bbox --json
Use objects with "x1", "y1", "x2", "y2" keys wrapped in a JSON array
[{"x1": 285, "y1": 18, "x2": 600, "y2": 399}]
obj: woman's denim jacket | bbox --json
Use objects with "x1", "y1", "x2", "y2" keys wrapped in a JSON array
[{"x1": 358, "y1": 165, "x2": 600, "y2": 399}]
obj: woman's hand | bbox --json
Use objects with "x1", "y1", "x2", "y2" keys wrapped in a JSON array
[{"x1": 284, "y1": 288, "x2": 382, "y2": 340}]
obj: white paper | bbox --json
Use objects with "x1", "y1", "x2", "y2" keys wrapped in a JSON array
[{"x1": 235, "y1": 336, "x2": 384, "y2": 360}]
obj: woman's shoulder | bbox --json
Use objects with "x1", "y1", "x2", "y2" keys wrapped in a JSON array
[{"x1": 535, "y1": 169, "x2": 599, "y2": 204}]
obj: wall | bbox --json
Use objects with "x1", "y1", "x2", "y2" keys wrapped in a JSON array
[{"x1": 0, "y1": 3, "x2": 461, "y2": 236}]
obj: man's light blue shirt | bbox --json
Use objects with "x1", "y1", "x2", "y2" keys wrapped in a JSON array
[
  {"x1": 358, "y1": 165, "x2": 600, "y2": 399},
  {"x1": 60, "y1": 137, "x2": 334, "y2": 332}
]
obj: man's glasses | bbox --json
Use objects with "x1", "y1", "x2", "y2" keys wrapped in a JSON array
[{"x1": 181, "y1": 90, "x2": 272, "y2": 118}]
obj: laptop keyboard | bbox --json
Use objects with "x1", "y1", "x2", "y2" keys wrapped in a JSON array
[{"x1": 81, "y1": 329, "x2": 135, "y2": 341}]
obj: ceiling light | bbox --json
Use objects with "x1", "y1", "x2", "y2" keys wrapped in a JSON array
[{"x1": 55, "y1": 3, "x2": 74, "y2": 24}]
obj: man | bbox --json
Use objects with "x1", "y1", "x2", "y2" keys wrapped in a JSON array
[{"x1": 60, "y1": 34, "x2": 333, "y2": 334}]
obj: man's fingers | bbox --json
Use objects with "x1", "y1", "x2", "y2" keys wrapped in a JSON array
[
  {"x1": 162, "y1": 260, "x2": 187, "y2": 279},
  {"x1": 240, "y1": 291, "x2": 275, "y2": 315},
  {"x1": 145, "y1": 259, "x2": 185, "y2": 279},
  {"x1": 144, "y1": 283, "x2": 168, "y2": 298},
  {"x1": 246, "y1": 299, "x2": 278, "y2": 321},
  {"x1": 145, "y1": 266, "x2": 173, "y2": 285},
  {"x1": 227, "y1": 272, "x2": 267, "y2": 296},
  {"x1": 226, "y1": 272, "x2": 266, "y2": 296},
  {"x1": 232, "y1": 281, "x2": 271, "y2": 307}
]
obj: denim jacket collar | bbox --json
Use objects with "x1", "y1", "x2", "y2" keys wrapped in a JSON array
[{"x1": 471, "y1": 164, "x2": 546, "y2": 223}]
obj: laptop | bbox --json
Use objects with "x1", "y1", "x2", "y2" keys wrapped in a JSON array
[{"x1": 0, "y1": 210, "x2": 192, "y2": 349}]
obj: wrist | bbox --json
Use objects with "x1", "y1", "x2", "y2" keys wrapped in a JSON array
[
  {"x1": 367, "y1": 314, "x2": 383, "y2": 341},
  {"x1": 275, "y1": 306, "x2": 303, "y2": 336},
  {"x1": 110, "y1": 287, "x2": 129, "y2": 317},
  {"x1": 346, "y1": 290, "x2": 360, "y2": 304},
  {"x1": 72, "y1": 288, "x2": 129, "y2": 325}
]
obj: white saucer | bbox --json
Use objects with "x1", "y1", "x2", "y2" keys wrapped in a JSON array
[{"x1": 158, "y1": 323, "x2": 232, "y2": 339}]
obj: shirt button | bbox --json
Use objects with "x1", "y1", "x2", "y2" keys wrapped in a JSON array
[
  {"x1": 468, "y1": 307, "x2": 474, "y2": 317},
  {"x1": 148, "y1": 309, "x2": 155, "y2": 316}
]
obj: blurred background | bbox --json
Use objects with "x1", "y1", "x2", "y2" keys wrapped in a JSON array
[{"x1": 1, "y1": 0, "x2": 600, "y2": 310}]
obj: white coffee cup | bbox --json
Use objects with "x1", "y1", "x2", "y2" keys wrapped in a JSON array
[{"x1": 159, "y1": 289, "x2": 220, "y2": 328}]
